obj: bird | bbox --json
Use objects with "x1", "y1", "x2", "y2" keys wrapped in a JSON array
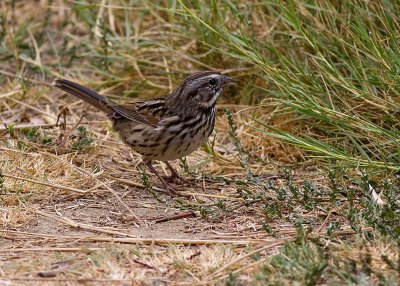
[{"x1": 53, "y1": 71, "x2": 232, "y2": 195}]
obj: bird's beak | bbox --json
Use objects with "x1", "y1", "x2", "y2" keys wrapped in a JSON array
[{"x1": 221, "y1": 75, "x2": 235, "y2": 86}]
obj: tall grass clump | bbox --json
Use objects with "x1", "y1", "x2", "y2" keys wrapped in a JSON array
[
  {"x1": 170, "y1": 0, "x2": 400, "y2": 172},
  {"x1": 2, "y1": 0, "x2": 399, "y2": 172}
]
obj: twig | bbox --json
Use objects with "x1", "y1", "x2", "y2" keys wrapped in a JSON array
[
  {"x1": 37, "y1": 259, "x2": 79, "y2": 278},
  {"x1": 2, "y1": 173, "x2": 86, "y2": 193},
  {"x1": 155, "y1": 211, "x2": 196, "y2": 223},
  {"x1": 0, "y1": 89, "x2": 22, "y2": 100},
  {"x1": 35, "y1": 210, "x2": 138, "y2": 237},
  {"x1": 57, "y1": 108, "x2": 85, "y2": 147},
  {"x1": 0, "y1": 278, "x2": 133, "y2": 282},
  {"x1": 0, "y1": 228, "x2": 272, "y2": 247},
  {"x1": 0, "y1": 237, "x2": 268, "y2": 248},
  {"x1": 0, "y1": 120, "x2": 109, "y2": 131},
  {"x1": 131, "y1": 258, "x2": 156, "y2": 270},
  {"x1": 0, "y1": 69, "x2": 52, "y2": 86},
  {"x1": 316, "y1": 204, "x2": 347, "y2": 234},
  {"x1": 0, "y1": 247, "x2": 101, "y2": 252},
  {"x1": 9, "y1": 98, "x2": 57, "y2": 119},
  {"x1": 0, "y1": 123, "x2": 62, "y2": 131},
  {"x1": 186, "y1": 251, "x2": 201, "y2": 260},
  {"x1": 0, "y1": 227, "x2": 373, "y2": 251},
  {"x1": 103, "y1": 174, "x2": 145, "y2": 188},
  {"x1": 55, "y1": 105, "x2": 69, "y2": 130},
  {"x1": 181, "y1": 192, "x2": 242, "y2": 200}
]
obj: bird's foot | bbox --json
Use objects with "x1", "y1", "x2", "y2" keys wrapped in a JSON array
[
  {"x1": 144, "y1": 161, "x2": 191, "y2": 197},
  {"x1": 154, "y1": 182, "x2": 191, "y2": 198},
  {"x1": 162, "y1": 173, "x2": 194, "y2": 186}
]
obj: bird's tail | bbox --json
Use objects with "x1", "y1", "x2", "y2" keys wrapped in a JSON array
[{"x1": 53, "y1": 79, "x2": 114, "y2": 114}]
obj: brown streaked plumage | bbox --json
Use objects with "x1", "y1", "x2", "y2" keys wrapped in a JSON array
[{"x1": 53, "y1": 72, "x2": 231, "y2": 195}]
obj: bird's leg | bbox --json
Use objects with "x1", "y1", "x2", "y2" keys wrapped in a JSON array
[
  {"x1": 164, "y1": 161, "x2": 193, "y2": 185},
  {"x1": 144, "y1": 160, "x2": 179, "y2": 196},
  {"x1": 165, "y1": 161, "x2": 183, "y2": 181}
]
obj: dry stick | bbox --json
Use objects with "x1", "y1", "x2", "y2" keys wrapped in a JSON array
[
  {"x1": 0, "y1": 229, "x2": 271, "y2": 246},
  {"x1": 9, "y1": 98, "x2": 57, "y2": 119},
  {"x1": 131, "y1": 258, "x2": 156, "y2": 270},
  {"x1": 2, "y1": 173, "x2": 86, "y2": 194},
  {"x1": 0, "y1": 120, "x2": 108, "y2": 131},
  {"x1": 155, "y1": 211, "x2": 196, "y2": 223},
  {"x1": 0, "y1": 229, "x2": 84, "y2": 239},
  {"x1": 316, "y1": 204, "x2": 347, "y2": 234},
  {"x1": 0, "y1": 89, "x2": 22, "y2": 100},
  {"x1": 0, "y1": 247, "x2": 102, "y2": 252},
  {"x1": 37, "y1": 259, "x2": 78, "y2": 278},
  {"x1": 35, "y1": 210, "x2": 138, "y2": 238},
  {"x1": 34, "y1": 210, "x2": 270, "y2": 245},
  {"x1": 0, "y1": 237, "x2": 267, "y2": 249},
  {"x1": 1, "y1": 229, "x2": 272, "y2": 248},
  {"x1": 0, "y1": 69, "x2": 52, "y2": 86},
  {"x1": 103, "y1": 174, "x2": 145, "y2": 188},
  {"x1": 0, "y1": 227, "x2": 373, "y2": 250},
  {"x1": 56, "y1": 108, "x2": 85, "y2": 147},
  {"x1": 55, "y1": 105, "x2": 69, "y2": 130},
  {"x1": 182, "y1": 192, "x2": 242, "y2": 200},
  {"x1": 0, "y1": 278, "x2": 133, "y2": 283},
  {"x1": 0, "y1": 123, "x2": 62, "y2": 131}
]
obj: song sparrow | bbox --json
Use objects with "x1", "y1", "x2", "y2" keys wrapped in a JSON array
[{"x1": 53, "y1": 71, "x2": 232, "y2": 194}]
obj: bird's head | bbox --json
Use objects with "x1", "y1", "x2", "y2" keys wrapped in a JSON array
[{"x1": 168, "y1": 71, "x2": 232, "y2": 110}]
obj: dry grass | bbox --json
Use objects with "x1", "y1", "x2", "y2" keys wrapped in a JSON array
[{"x1": 1, "y1": 1, "x2": 399, "y2": 285}]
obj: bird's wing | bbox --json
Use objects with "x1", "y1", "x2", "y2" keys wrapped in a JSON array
[
  {"x1": 112, "y1": 98, "x2": 167, "y2": 126},
  {"x1": 110, "y1": 104, "x2": 153, "y2": 126}
]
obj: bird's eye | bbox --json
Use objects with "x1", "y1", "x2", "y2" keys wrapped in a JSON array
[{"x1": 209, "y1": 78, "x2": 217, "y2": 86}]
